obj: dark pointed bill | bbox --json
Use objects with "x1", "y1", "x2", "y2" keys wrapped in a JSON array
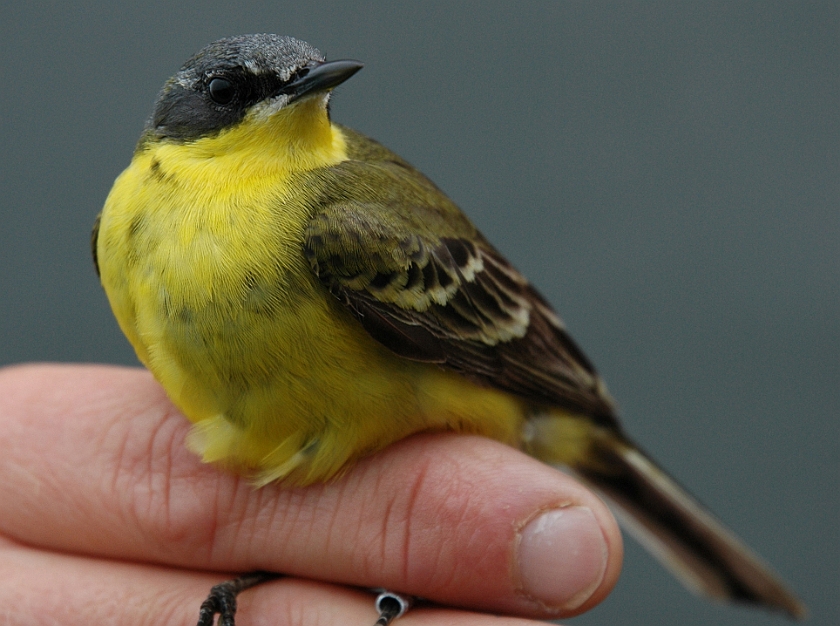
[{"x1": 284, "y1": 59, "x2": 364, "y2": 103}]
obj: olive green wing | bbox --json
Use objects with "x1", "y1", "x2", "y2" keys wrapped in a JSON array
[{"x1": 303, "y1": 161, "x2": 616, "y2": 422}]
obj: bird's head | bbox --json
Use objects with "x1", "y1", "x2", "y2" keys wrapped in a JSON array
[{"x1": 144, "y1": 34, "x2": 362, "y2": 154}]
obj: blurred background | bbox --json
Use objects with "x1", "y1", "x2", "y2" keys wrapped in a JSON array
[{"x1": 1, "y1": 2, "x2": 836, "y2": 624}]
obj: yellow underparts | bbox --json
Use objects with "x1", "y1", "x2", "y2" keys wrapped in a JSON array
[{"x1": 96, "y1": 96, "x2": 541, "y2": 485}]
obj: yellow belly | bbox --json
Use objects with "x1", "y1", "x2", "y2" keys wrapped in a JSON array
[{"x1": 97, "y1": 122, "x2": 525, "y2": 485}]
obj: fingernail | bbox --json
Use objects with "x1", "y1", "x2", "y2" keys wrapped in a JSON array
[{"x1": 516, "y1": 506, "x2": 608, "y2": 612}]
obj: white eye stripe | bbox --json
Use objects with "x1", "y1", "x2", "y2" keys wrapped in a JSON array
[{"x1": 173, "y1": 74, "x2": 196, "y2": 89}]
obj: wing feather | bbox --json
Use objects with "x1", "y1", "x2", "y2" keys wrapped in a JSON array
[{"x1": 304, "y1": 187, "x2": 616, "y2": 422}]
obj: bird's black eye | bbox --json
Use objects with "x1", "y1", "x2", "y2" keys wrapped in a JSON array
[{"x1": 207, "y1": 77, "x2": 236, "y2": 105}]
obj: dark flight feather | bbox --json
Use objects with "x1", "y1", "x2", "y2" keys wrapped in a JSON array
[{"x1": 303, "y1": 142, "x2": 616, "y2": 423}]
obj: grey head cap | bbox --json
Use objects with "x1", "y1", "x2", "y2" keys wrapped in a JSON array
[{"x1": 147, "y1": 34, "x2": 326, "y2": 141}]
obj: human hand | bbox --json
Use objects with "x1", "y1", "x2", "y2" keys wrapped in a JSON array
[{"x1": 0, "y1": 363, "x2": 622, "y2": 625}]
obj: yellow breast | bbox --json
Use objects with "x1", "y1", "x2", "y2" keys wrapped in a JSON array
[{"x1": 97, "y1": 99, "x2": 524, "y2": 484}]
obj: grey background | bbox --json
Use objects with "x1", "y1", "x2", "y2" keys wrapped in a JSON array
[{"x1": 1, "y1": 2, "x2": 836, "y2": 625}]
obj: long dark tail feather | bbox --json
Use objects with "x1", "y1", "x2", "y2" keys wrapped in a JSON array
[{"x1": 528, "y1": 416, "x2": 807, "y2": 620}]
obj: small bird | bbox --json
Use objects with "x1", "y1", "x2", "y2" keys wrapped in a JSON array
[{"x1": 93, "y1": 34, "x2": 806, "y2": 624}]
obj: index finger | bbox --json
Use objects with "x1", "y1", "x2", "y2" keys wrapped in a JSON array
[{"x1": 0, "y1": 363, "x2": 622, "y2": 618}]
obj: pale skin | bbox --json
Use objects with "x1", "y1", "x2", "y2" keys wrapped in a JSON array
[{"x1": 0, "y1": 364, "x2": 623, "y2": 625}]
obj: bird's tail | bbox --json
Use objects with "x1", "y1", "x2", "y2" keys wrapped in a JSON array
[{"x1": 525, "y1": 413, "x2": 807, "y2": 620}]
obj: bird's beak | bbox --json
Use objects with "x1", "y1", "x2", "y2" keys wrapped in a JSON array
[{"x1": 283, "y1": 59, "x2": 364, "y2": 104}]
